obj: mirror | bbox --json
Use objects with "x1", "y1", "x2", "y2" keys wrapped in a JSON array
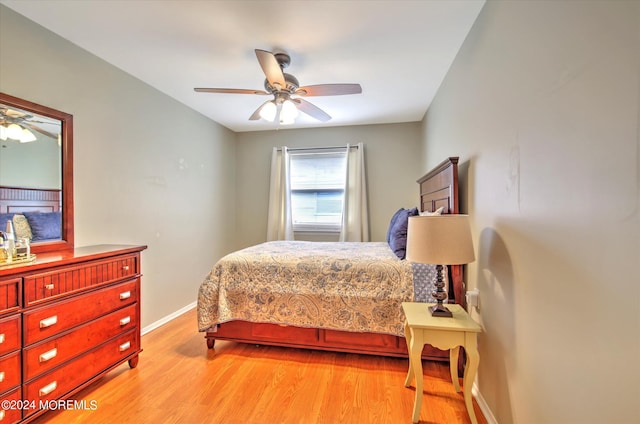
[{"x1": 0, "y1": 92, "x2": 74, "y2": 253}]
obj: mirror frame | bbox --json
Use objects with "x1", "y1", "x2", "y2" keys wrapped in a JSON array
[{"x1": 0, "y1": 92, "x2": 74, "y2": 253}]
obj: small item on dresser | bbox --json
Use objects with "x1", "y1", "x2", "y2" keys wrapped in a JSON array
[
  {"x1": 0, "y1": 228, "x2": 36, "y2": 266},
  {"x1": 15, "y1": 238, "x2": 30, "y2": 259},
  {"x1": 0, "y1": 233, "x2": 7, "y2": 263},
  {"x1": 4, "y1": 220, "x2": 16, "y2": 260}
]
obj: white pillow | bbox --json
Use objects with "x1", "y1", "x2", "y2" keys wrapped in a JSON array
[
  {"x1": 13, "y1": 214, "x2": 33, "y2": 241},
  {"x1": 419, "y1": 206, "x2": 444, "y2": 216}
]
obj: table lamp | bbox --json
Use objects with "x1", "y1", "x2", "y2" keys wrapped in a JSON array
[{"x1": 406, "y1": 214, "x2": 475, "y2": 317}]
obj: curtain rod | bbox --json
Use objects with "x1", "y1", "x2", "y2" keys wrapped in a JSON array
[{"x1": 276, "y1": 144, "x2": 359, "y2": 152}]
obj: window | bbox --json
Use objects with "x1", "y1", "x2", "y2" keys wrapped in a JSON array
[{"x1": 289, "y1": 150, "x2": 347, "y2": 232}]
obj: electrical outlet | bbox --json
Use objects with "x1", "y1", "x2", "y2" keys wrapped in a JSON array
[{"x1": 466, "y1": 288, "x2": 480, "y2": 309}]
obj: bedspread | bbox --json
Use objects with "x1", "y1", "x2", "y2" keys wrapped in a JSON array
[{"x1": 197, "y1": 241, "x2": 439, "y2": 336}]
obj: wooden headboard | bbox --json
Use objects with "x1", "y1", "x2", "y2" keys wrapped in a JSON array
[
  {"x1": 417, "y1": 156, "x2": 459, "y2": 214},
  {"x1": 416, "y1": 157, "x2": 465, "y2": 306},
  {"x1": 0, "y1": 186, "x2": 61, "y2": 213}
]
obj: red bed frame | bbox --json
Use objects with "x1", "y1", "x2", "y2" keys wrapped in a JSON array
[{"x1": 206, "y1": 157, "x2": 463, "y2": 361}]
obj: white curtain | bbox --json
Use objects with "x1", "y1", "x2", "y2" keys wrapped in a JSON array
[
  {"x1": 340, "y1": 142, "x2": 369, "y2": 242},
  {"x1": 266, "y1": 146, "x2": 294, "y2": 241}
]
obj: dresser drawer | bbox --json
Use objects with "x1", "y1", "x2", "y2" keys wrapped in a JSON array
[
  {"x1": 23, "y1": 254, "x2": 138, "y2": 307},
  {"x1": 23, "y1": 329, "x2": 139, "y2": 414},
  {"x1": 0, "y1": 278, "x2": 20, "y2": 315},
  {"x1": 0, "y1": 315, "x2": 20, "y2": 357},
  {"x1": 23, "y1": 304, "x2": 137, "y2": 381},
  {"x1": 0, "y1": 387, "x2": 22, "y2": 424},
  {"x1": 0, "y1": 352, "x2": 20, "y2": 393},
  {"x1": 23, "y1": 279, "x2": 138, "y2": 345}
]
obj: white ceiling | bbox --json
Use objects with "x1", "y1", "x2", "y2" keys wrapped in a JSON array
[{"x1": 1, "y1": 0, "x2": 485, "y2": 133}]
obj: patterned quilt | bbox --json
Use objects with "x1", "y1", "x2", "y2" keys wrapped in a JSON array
[{"x1": 197, "y1": 241, "x2": 439, "y2": 336}]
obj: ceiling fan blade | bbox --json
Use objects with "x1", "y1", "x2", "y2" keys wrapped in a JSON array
[
  {"x1": 22, "y1": 122, "x2": 58, "y2": 140},
  {"x1": 255, "y1": 49, "x2": 286, "y2": 89},
  {"x1": 295, "y1": 84, "x2": 362, "y2": 97},
  {"x1": 194, "y1": 88, "x2": 268, "y2": 95},
  {"x1": 294, "y1": 99, "x2": 331, "y2": 122},
  {"x1": 1, "y1": 108, "x2": 29, "y2": 118}
]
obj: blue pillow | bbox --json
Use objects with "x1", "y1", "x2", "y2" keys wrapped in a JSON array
[
  {"x1": 386, "y1": 208, "x2": 405, "y2": 243},
  {"x1": 388, "y1": 207, "x2": 418, "y2": 259},
  {"x1": 0, "y1": 213, "x2": 15, "y2": 230},
  {"x1": 23, "y1": 211, "x2": 61, "y2": 241}
]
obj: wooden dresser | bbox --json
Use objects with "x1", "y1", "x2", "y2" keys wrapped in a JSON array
[{"x1": 0, "y1": 244, "x2": 146, "y2": 423}]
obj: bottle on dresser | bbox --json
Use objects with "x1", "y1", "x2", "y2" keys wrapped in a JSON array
[
  {"x1": 0, "y1": 231, "x2": 7, "y2": 263},
  {"x1": 2, "y1": 219, "x2": 16, "y2": 262}
]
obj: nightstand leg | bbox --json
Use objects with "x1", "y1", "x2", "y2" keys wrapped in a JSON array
[
  {"x1": 464, "y1": 338, "x2": 480, "y2": 424},
  {"x1": 404, "y1": 320, "x2": 415, "y2": 387},
  {"x1": 450, "y1": 346, "x2": 461, "y2": 392},
  {"x1": 408, "y1": 329, "x2": 424, "y2": 424}
]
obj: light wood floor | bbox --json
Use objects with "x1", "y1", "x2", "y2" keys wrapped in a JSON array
[{"x1": 31, "y1": 308, "x2": 487, "y2": 424}]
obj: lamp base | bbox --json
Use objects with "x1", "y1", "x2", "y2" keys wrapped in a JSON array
[{"x1": 429, "y1": 304, "x2": 453, "y2": 318}]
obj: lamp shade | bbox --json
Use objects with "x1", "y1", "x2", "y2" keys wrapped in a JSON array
[
  {"x1": 406, "y1": 215, "x2": 475, "y2": 265},
  {"x1": 259, "y1": 101, "x2": 277, "y2": 122},
  {"x1": 6, "y1": 124, "x2": 23, "y2": 140},
  {"x1": 279, "y1": 99, "x2": 298, "y2": 125},
  {"x1": 20, "y1": 128, "x2": 37, "y2": 143}
]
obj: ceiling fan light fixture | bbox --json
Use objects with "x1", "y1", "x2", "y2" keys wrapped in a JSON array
[
  {"x1": 195, "y1": 49, "x2": 362, "y2": 126},
  {"x1": 279, "y1": 116, "x2": 295, "y2": 126},
  {"x1": 259, "y1": 101, "x2": 277, "y2": 122},
  {"x1": 0, "y1": 125, "x2": 7, "y2": 141},
  {"x1": 20, "y1": 128, "x2": 37, "y2": 143},
  {"x1": 6, "y1": 123, "x2": 23, "y2": 140},
  {"x1": 280, "y1": 99, "x2": 298, "y2": 123}
]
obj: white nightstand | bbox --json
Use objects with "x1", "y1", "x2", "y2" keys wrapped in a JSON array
[{"x1": 402, "y1": 302, "x2": 482, "y2": 424}]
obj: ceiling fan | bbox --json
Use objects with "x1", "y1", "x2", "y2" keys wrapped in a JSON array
[
  {"x1": 0, "y1": 107, "x2": 60, "y2": 142},
  {"x1": 194, "y1": 49, "x2": 362, "y2": 125}
]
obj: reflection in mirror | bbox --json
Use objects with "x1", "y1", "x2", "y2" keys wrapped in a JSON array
[
  {"x1": 0, "y1": 93, "x2": 74, "y2": 253},
  {"x1": 1, "y1": 105, "x2": 61, "y2": 191}
]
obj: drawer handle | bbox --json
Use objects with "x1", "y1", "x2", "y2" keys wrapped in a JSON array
[
  {"x1": 120, "y1": 316, "x2": 131, "y2": 326},
  {"x1": 123, "y1": 265, "x2": 130, "y2": 271},
  {"x1": 0, "y1": 371, "x2": 4, "y2": 382},
  {"x1": 39, "y1": 348, "x2": 58, "y2": 363},
  {"x1": 39, "y1": 380, "x2": 57, "y2": 396},
  {"x1": 119, "y1": 291, "x2": 131, "y2": 300},
  {"x1": 45, "y1": 283, "x2": 55, "y2": 290},
  {"x1": 119, "y1": 341, "x2": 131, "y2": 352},
  {"x1": 0, "y1": 333, "x2": 4, "y2": 344},
  {"x1": 40, "y1": 315, "x2": 58, "y2": 328}
]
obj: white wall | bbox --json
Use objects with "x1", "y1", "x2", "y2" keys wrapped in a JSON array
[
  {"x1": 421, "y1": 1, "x2": 639, "y2": 423},
  {"x1": 235, "y1": 123, "x2": 422, "y2": 248},
  {"x1": 0, "y1": 6, "x2": 238, "y2": 327}
]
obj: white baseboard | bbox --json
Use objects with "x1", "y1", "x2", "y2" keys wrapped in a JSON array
[
  {"x1": 473, "y1": 383, "x2": 498, "y2": 424},
  {"x1": 141, "y1": 301, "x2": 196, "y2": 336}
]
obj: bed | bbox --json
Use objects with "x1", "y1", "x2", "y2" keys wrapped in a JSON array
[
  {"x1": 0, "y1": 186, "x2": 62, "y2": 242},
  {"x1": 197, "y1": 157, "x2": 462, "y2": 361}
]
